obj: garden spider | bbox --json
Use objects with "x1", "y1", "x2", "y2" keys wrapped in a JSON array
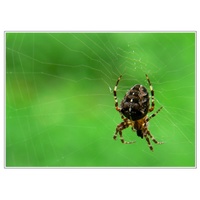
[{"x1": 113, "y1": 74, "x2": 163, "y2": 151}]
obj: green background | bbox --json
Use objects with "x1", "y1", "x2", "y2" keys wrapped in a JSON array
[{"x1": 6, "y1": 32, "x2": 195, "y2": 167}]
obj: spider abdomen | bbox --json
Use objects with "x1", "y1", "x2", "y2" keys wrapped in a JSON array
[{"x1": 120, "y1": 84, "x2": 149, "y2": 120}]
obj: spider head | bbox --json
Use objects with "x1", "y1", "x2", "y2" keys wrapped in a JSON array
[{"x1": 136, "y1": 129, "x2": 143, "y2": 138}]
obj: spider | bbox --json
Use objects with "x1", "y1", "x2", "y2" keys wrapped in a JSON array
[{"x1": 113, "y1": 74, "x2": 163, "y2": 151}]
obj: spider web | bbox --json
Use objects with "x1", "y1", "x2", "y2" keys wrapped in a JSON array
[{"x1": 6, "y1": 32, "x2": 195, "y2": 167}]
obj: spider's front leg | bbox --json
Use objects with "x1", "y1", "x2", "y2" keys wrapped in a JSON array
[
  {"x1": 113, "y1": 120, "x2": 135, "y2": 144},
  {"x1": 143, "y1": 129, "x2": 163, "y2": 151}
]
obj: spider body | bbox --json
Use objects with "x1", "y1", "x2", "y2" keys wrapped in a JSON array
[
  {"x1": 120, "y1": 84, "x2": 149, "y2": 121},
  {"x1": 113, "y1": 74, "x2": 163, "y2": 151}
]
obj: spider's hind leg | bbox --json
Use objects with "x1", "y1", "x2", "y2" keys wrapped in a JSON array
[
  {"x1": 145, "y1": 74, "x2": 155, "y2": 112},
  {"x1": 113, "y1": 75, "x2": 122, "y2": 112}
]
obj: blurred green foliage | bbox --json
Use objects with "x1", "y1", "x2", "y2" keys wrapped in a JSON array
[{"x1": 6, "y1": 32, "x2": 195, "y2": 167}]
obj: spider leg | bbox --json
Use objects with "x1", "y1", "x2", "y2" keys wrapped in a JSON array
[
  {"x1": 143, "y1": 126, "x2": 163, "y2": 151},
  {"x1": 119, "y1": 112, "x2": 126, "y2": 121},
  {"x1": 146, "y1": 106, "x2": 163, "y2": 122},
  {"x1": 113, "y1": 75, "x2": 127, "y2": 122},
  {"x1": 147, "y1": 130, "x2": 163, "y2": 145},
  {"x1": 113, "y1": 75, "x2": 122, "y2": 112},
  {"x1": 113, "y1": 120, "x2": 135, "y2": 144},
  {"x1": 145, "y1": 74, "x2": 155, "y2": 112},
  {"x1": 144, "y1": 134, "x2": 154, "y2": 151}
]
